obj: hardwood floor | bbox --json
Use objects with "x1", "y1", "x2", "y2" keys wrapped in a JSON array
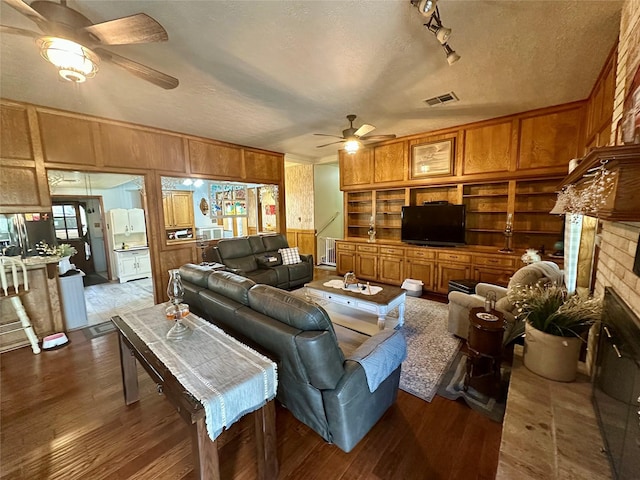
[{"x1": 0, "y1": 268, "x2": 501, "y2": 479}]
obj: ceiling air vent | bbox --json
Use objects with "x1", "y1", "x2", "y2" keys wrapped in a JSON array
[{"x1": 424, "y1": 91, "x2": 459, "y2": 107}]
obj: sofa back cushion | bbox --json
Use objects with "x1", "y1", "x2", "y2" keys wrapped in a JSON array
[
  {"x1": 248, "y1": 285, "x2": 335, "y2": 333},
  {"x1": 179, "y1": 263, "x2": 213, "y2": 288},
  {"x1": 262, "y1": 234, "x2": 289, "y2": 252},
  {"x1": 207, "y1": 270, "x2": 255, "y2": 305},
  {"x1": 216, "y1": 238, "x2": 258, "y2": 271},
  {"x1": 248, "y1": 235, "x2": 266, "y2": 254},
  {"x1": 295, "y1": 331, "x2": 345, "y2": 389}
]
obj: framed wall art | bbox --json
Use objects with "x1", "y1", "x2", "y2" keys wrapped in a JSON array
[{"x1": 410, "y1": 139, "x2": 453, "y2": 178}]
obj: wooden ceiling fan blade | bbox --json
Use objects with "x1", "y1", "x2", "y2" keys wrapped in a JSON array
[
  {"x1": 84, "y1": 13, "x2": 168, "y2": 45},
  {"x1": 95, "y1": 48, "x2": 178, "y2": 89},
  {"x1": 0, "y1": 24, "x2": 39, "y2": 38},
  {"x1": 354, "y1": 123, "x2": 376, "y2": 138},
  {"x1": 360, "y1": 134, "x2": 397, "y2": 141},
  {"x1": 3, "y1": 0, "x2": 46, "y2": 23},
  {"x1": 316, "y1": 140, "x2": 345, "y2": 148},
  {"x1": 313, "y1": 133, "x2": 344, "y2": 139}
]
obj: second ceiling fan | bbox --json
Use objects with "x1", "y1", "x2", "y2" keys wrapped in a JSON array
[{"x1": 315, "y1": 115, "x2": 396, "y2": 154}]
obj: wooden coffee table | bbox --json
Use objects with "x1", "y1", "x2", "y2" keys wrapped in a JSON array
[{"x1": 304, "y1": 276, "x2": 406, "y2": 335}]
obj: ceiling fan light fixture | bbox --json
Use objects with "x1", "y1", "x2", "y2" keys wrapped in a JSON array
[
  {"x1": 442, "y1": 43, "x2": 460, "y2": 65},
  {"x1": 344, "y1": 139, "x2": 360, "y2": 155},
  {"x1": 39, "y1": 37, "x2": 99, "y2": 83}
]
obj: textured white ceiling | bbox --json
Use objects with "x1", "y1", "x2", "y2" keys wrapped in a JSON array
[{"x1": 0, "y1": 0, "x2": 622, "y2": 163}]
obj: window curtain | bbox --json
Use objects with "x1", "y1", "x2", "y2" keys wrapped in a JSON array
[{"x1": 564, "y1": 214, "x2": 583, "y2": 294}]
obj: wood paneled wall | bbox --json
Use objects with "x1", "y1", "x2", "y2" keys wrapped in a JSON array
[
  {"x1": 340, "y1": 101, "x2": 587, "y2": 191},
  {"x1": 0, "y1": 99, "x2": 286, "y2": 304}
]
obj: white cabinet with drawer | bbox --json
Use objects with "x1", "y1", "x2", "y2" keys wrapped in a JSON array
[{"x1": 114, "y1": 248, "x2": 151, "y2": 283}]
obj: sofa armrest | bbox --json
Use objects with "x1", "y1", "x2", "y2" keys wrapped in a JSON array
[
  {"x1": 475, "y1": 283, "x2": 508, "y2": 299},
  {"x1": 300, "y1": 254, "x2": 314, "y2": 264},
  {"x1": 347, "y1": 329, "x2": 406, "y2": 392}
]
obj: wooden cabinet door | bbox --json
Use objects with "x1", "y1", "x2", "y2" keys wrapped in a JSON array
[
  {"x1": 356, "y1": 253, "x2": 378, "y2": 281},
  {"x1": 170, "y1": 192, "x2": 194, "y2": 228},
  {"x1": 374, "y1": 143, "x2": 405, "y2": 183},
  {"x1": 340, "y1": 148, "x2": 373, "y2": 187},
  {"x1": 473, "y1": 267, "x2": 512, "y2": 287},
  {"x1": 436, "y1": 263, "x2": 472, "y2": 294},
  {"x1": 405, "y1": 259, "x2": 435, "y2": 292},
  {"x1": 337, "y1": 251, "x2": 356, "y2": 275},
  {"x1": 162, "y1": 195, "x2": 174, "y2": 228},
  {"x1": 378, "y1": 255, "x2": 404, "y2": 285}
]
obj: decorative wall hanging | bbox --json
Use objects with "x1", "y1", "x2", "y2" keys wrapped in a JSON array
[{"x1": 411, "y1": 139, "x2": 453, "y2": 178}]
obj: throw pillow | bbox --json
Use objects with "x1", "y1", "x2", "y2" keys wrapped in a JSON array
[
  {"x1": 278, "y1": 247, "x2": 301, "y2": 265},
  {"x1": 257, "y1": 253, "x2": 282, "y2": 267}
]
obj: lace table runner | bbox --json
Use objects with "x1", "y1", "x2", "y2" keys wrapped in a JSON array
[{"x1": 119, "y1": 304, "x2": 277, "y2": 441}]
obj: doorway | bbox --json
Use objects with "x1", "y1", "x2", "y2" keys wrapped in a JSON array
[
  {"x1": 51, "y1": 200, "x2": 97, "y2": 276},
  {"x1": 48, "y1": 170, "x2": 154, "y2": 326}
]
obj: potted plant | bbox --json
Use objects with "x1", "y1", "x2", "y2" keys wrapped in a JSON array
[{"x1": 508, "y1": 283, "x2": 603, "y2": 381}]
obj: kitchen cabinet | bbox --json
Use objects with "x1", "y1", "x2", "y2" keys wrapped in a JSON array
[
  {"x1": 115, "y1": 249, "x2": 151, "y2": 283},
  {"x1": 110, "y1": 208, "x2": 146, "y2": 235},
  {"x1": 163, "y1": 191, "x2": 194, "y2": 228}
]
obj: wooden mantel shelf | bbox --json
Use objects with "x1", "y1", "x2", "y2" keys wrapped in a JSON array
[{"x1": 560, "y1": 145, "x2": 640, "y2": 221}]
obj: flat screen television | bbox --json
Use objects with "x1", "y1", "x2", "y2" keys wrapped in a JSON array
[{"x1": 401, "y1": 204, "x2": 466, "y2": 247}]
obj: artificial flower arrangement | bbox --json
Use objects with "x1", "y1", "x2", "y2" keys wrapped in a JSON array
[
  {"x1": 507, "y1": 283, "x2": 602, "y2": 338},
  {"x1": 521, "y1": 248, "x2": 542, "y2": 265},
  {"x1": 36, "y1": 241, "x2": 77, "y2": 258}
]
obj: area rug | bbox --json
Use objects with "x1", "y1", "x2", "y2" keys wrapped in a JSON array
[
  {"x1": 82, "y1": 321, "x2": 116, "y2": 340},
  {"x1": 388, "y1": 297, "x2": 461, "y2": 402},
  {"x1": 436, "y1": 350, "x2": 510, "y2": 423},
  {"x1": 291, "y1": 289, "x2": 461, "y2": 403}
]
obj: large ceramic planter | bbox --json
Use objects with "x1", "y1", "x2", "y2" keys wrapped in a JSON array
[{"x1": 524, "y1": 321, "x2": 582, "y2": 382}]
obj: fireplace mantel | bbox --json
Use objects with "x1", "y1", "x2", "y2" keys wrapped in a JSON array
[{"x1": 560, "y1": 145, "x2": 640, "y2": 221}]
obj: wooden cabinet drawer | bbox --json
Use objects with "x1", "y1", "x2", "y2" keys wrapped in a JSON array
[
  {"x1": 473, "y1": 255, "x2": 517, "y2": 269},
  {"x1": 437, "y1": 251, "x2": 472, "y2": 264},
  {"x1": 379, "y1": 246, "x2": 404, "y2": 256},
  {"x1": 405, "y1": 248, "x2": 435, "y2": 260},
  {"x1": 357, "y1": 245, "x2": 379, "y2": 253},
  {"x1": 337, "y1": 242, "x2": 356, "y2": 252}
]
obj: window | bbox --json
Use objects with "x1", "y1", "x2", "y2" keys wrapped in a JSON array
[{"x1": 52, "y1": 203, "x2": 87, "y2": 240}]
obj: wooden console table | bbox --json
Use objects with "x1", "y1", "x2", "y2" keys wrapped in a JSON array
[{"x1": 113, "y1": 306, "x2": 278, "y2": 480}]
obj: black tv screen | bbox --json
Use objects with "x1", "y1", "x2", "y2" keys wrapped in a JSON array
[{"x1": 401, "y1": 204, "x2": 466, "y2": 246}]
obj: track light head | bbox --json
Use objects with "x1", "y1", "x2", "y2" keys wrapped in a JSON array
[
  {"x1": 442, "y1": 43, "x2": 460, "y2": 65},
  {"x1": 426, "y1": 22, "x2": 451, "y2": 44},
  {"x1": 411, "y1": 0, "x2": 438, "y2": 18}
]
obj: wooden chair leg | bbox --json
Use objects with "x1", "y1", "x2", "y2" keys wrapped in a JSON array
[{"x1": 10, "y1": 296, "x2": 41, "y2": 354}]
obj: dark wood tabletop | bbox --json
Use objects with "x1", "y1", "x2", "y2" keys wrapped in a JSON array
[{"x1": 304, "y1": 276, "x2": 406, "y2": 305}]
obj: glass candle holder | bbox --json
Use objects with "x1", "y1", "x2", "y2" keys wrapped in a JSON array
[{"x1": 166, "y1": 269, "x2": 191, "y2": 340}]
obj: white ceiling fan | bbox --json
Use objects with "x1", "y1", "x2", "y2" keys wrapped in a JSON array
[{"x1": 314, "y1": 114, "x2": 396, "y2": 154}]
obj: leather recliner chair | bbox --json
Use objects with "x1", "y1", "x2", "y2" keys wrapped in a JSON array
[{"x1": 447, "y1": 261, "x2": 564, "y2": 342}]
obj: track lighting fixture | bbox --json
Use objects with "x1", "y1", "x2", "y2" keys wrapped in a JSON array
[
  {"x1": 442, "y1": 43, "x2": 460, "y2": 65},
  {"x1": 411, "y1": 1, "x2": 460, "y2": 65}
]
